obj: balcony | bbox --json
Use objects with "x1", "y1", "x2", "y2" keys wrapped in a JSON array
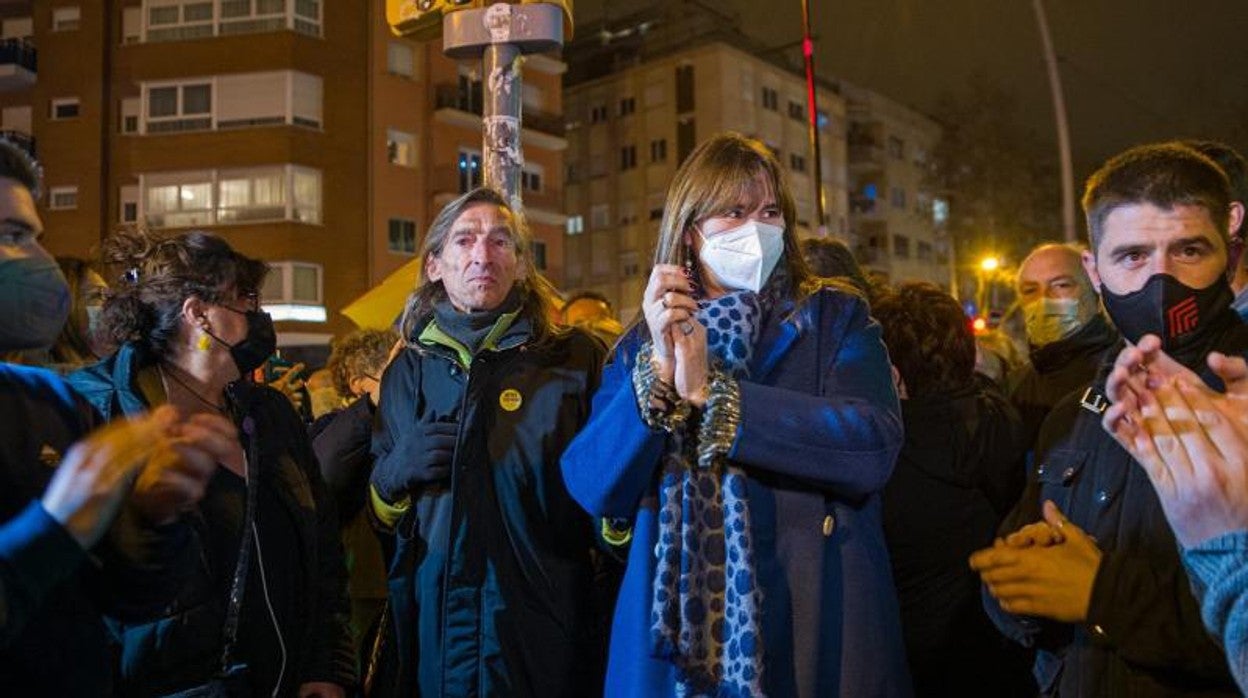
[
  {"x1": 0, "y1": 38, "x2": 36, "y2": 92},
  {"x1": 848, "y1": 142, "x2": 885, "y2": 169},
  {"x1": 0, "y1": 130, "x2": 35, "y2": 158},
  {"x1": 434, "y1": 83, "x2": 567, "y2": 151},
  {"x1": 849, "y1": 194, "x2": 881, "y2": 217}
]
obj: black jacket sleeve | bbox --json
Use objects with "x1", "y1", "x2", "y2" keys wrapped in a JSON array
[
  {"x1": 281, "y1": 394, "x2": 358, "y2": 688},
  {"x1": 0, "y1": 503, "x2": 88, "y2": 645},
  {"x1": 1088, "y1": 547, "x2": 1232, "y2": 681},
  {"x1": 312, "y1": 397, "x2": 377, "y2": 526}
]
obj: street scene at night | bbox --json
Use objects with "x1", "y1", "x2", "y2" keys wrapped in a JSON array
[{"x1": 3, "y1": 0, "x2": 1248, "y2": 695}]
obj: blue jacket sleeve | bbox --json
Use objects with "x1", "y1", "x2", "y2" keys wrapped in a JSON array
[
  {"x1": 729, "y1": 297, "x2": 903, "y2": 500},
  {"x1": 1183, "y1": 531, "x2": 1248, "y2": 694},
  {"x1": 560, "y1": 335, "x2": 667, "y2": 519},
  {"x1": 0, "y1": 502, "x2": 86, "y2": 646}
]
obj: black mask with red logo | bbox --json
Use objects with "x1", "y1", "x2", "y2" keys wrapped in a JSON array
[{"x1": 1101, "y1": 273, "x2": 1235, "y2": 364}]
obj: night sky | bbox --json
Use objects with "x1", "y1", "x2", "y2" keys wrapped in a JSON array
[{"x1": 575, "y1": 0, "x2": 1248, "y2": 182}]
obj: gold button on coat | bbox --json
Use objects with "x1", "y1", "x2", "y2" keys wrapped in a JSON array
[{"x1": 822, "y1": 514, "x2": 835, "y2": 537}]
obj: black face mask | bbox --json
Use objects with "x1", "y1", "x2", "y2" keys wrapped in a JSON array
[
  {"x1": 1100, "y1": 273, "x2": 1234, "y2": 357},
  {"x1": 209, "y1": 308, "x2": 277, "y2": 375}
]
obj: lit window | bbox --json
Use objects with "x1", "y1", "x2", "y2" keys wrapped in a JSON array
[
  {"x1": 52, "y1": 6, "x2": 80, "y2": 32},
  {"x1": 387, "y1": 129, "x2": 416, "y2": 167},
  {"x1": 144, "y1": 0, "x2": 320, "y2": 43},
  {"x1": 139, "y1": 165, "x2": 321, "y2": 228},
  {"x1": 387, "y1": 41, "x2": 415, "y2": 78},
  {"x1": 48, "y1": 186, "x2": 78, "y2": 211},
  {"x1": 566, "y1": 215, "x2": 584, "y2": 235},
  {"x1": 262, "y1": 260, "x2": 326, "y2": 322}
]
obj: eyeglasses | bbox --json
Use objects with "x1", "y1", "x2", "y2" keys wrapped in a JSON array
[{"x1": 218, "y1": 291, "x2": 260, "y2": 314}]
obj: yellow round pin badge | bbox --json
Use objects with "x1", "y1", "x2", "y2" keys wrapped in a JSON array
[{"x1": 499, "y1": 388, "x2": 523, "y2": 412}]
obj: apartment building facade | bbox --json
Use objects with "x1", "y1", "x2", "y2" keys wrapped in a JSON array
[
  {"x1": 844, "y1": 82, "x2": 949, "y2": 287},
  {"x1": 0, "y1": 0, "x2": 567, "y2": 348},
  {"x1": 562, "y1": 11, "x2": 850, "y2": 319}
]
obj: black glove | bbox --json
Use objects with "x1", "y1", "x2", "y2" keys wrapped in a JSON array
[{"x1": 371, "y1": 420, "x2": 459, "y2": 504}]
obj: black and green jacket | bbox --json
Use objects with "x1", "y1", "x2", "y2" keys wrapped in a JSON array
[{"x1": 370, "y1": 310, "x2": 606, "y2": 697}]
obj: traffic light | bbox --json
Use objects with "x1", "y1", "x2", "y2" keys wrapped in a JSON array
[{"x1": 386, "y1": 0, "x2": 478, "y2": 41}]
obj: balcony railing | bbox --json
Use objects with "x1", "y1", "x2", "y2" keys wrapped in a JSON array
[
  {"x1": 848, "y1": 143, "x2": 885, "y2": 166},
  {"x1": 434, "y1": 83, "x2": 565, "y2": 137},
  {"x1": 0, "y1": 38, "x2": 36, "y2": 73}
]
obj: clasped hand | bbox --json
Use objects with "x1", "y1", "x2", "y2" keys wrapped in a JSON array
[
  {"x1": 643, "y1": 264, "x2": 709, "y2": 407},
  {"x1": 969, "y1": 500, "x2": 1102, "y2": 623}
]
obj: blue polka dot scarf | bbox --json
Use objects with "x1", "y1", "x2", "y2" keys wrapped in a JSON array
[{"x1": 651, "y1": 291, "x2": 767, "y2": 697}]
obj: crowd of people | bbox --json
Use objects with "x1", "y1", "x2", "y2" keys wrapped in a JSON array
[{"x1": 7, "y1": 128, "x2": 1248, "y2": 698}]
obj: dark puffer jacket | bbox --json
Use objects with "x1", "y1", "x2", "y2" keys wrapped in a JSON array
[
  {"x1": 986, "y1": 318, "x2": 1248, "y2": 697},
  {"x1": 370, "y1": 315, "x2": 606, "y2": 697},
  {"x1": 69, "y1": 343, "x2": 356, "y2": 696}
]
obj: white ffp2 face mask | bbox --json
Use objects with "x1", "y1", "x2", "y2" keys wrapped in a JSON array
[{"x1": 697, "y1": 220, "x2": 785, "y2": 292}]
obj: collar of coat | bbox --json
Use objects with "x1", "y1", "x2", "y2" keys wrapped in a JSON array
[{"x1": 417, "y1": 306, "x2": 528, "y2": 369}]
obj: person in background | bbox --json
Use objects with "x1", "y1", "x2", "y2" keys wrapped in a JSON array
[
  {"x1": 306, "y1": 366, "x2": 341, "y2": 419},
  {"x1": 0, "y1": 137, "x2": 227, "y2": 695},
  {"x1": 873, "y1": 281, "x2": 1034, "y2": 696},
  {"x1": 70, "y1": 227, "x2": 355, "y2": 697},
  {"x1": 799, "y1": 236, "x2": 873, "y2": 302},
  {"x1": 972, "y1": 142, "x2": 1245, "y2": 696},
  {"x1": 311, "y1": 327, "x2": 399, "y2": 656},
  {"x1": 1184, "y1": 141, "x2": 1248, "y2": 318},
  {"x1": 1008, "y1": 243, "x2": 1117, "y2": 448},
  {"x1": 369, "y1": 187, "x2": 606, "y2": 696},
  {"x1": 562, "y1": 289, "x2": 625, "y2": 347},
  {"x1": 561, "y1": 133, "x2": 908, "y2": 697},
  {"x1": 49, "y1": 256, "x2": 112, "y2": 368}
]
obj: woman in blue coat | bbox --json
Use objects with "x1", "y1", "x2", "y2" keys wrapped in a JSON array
[{"x1": 561, "y1": 132, "x2": 911, "y2": 697}]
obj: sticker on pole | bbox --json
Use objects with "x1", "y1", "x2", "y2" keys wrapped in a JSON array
[{"x1": 484, "y1": 3, "x2": 512, "y2": 42}]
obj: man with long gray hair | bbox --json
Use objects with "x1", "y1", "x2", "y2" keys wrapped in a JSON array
[{"x1": 368, "y1": 187, "x2": 607, "y2": 695}]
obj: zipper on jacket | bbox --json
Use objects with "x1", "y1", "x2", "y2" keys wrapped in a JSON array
[{"x1": 439, "y1": 351, "x2": 476, "y2": 694}]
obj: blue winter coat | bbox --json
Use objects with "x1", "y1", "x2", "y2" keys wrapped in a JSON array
[{"x1": 561, "y1": 287, "x2": 912, "y2": 697}]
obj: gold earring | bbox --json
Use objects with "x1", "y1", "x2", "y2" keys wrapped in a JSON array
[{"x1": 196, "y1": 332, "x2": 212, "y2": 352}]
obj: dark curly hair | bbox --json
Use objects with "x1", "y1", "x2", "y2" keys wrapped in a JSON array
[
  {"x1": 326, "y1": 328, "x2": 399, "y2": 397},
  {"x1": 99, "y1": 227, "x2": 268, "y2": 358},
  {"x1": 872, "y1": 282, "x2": 976, "y2": 399}
]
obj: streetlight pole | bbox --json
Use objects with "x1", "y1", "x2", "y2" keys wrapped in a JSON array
[
  {"x1": 800, "y1": 0, "x2": 826, "y2": 234},
  {"x1": 1032, "y1": 0, "x2": 1077, "y2": 242},
  {"x1": 443, "y1": 4, "x2": 566, "y2": 211}
]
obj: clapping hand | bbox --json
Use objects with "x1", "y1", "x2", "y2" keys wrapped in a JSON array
[{"x1": 1102, "y1": 338, "x2": 1248, "y2": 548}]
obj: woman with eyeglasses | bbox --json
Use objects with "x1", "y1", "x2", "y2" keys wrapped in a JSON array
[{"x1": 69, "y1": 228, "x2": 355, "y2": 698}]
